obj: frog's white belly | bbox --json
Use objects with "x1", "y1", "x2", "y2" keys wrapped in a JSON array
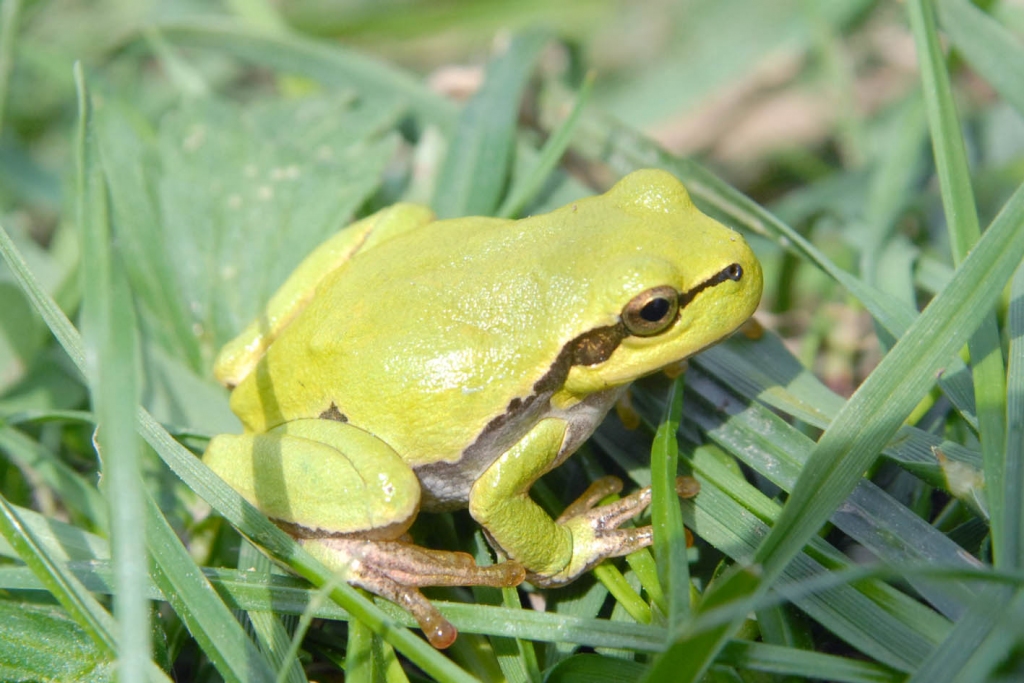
[{"x1": 413, "y1": 385, "x2": 626, "y2": 511}]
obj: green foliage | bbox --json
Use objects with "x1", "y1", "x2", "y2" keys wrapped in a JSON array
[
  {"x1": 0, "y1": 600, "x2": 115, "y2": 683},
  {"x1": 1, "y1": 0, "x2": 1024, "y2": 681}
]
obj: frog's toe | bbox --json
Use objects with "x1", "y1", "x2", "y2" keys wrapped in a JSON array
[
  {"x1": 347, "y1": 556, "x2": 459, "y2": 649},
  {"x1": 587, "y1": 486, "x2": 654, "y2": 531},
  {"x1": 527, "y1": 524, "x2": 653, "y2": 588},
  {"x1": 536, "y1": 475, "x2": 701, "y2": 587},
  {"x1": 344, "y1": 540, "x2": 526, "y2": 588},
  {"x1": 556, "y1": 475, "x2": 624, "y2": 523},
  {"x1": 303, "y1": 537, "x2": 524, "y2": 647}
]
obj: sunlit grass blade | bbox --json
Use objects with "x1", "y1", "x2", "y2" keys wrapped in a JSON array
[
  {"x1": 907, "y1": 0, "x2": 1008, "y2": 568},
  {"x1": 145, "y1": 487, "x2": 277, "y2": 683},
  {"x1": 11, "y1": 556, "x2": 1007, "y2": 660},
  {"x1": 597, "y1": 437, "x2": 946, "y2": 669},
  {"x1": 75, "y1": 62, "x2": 152, "y2": 683},
  {"x1": 74, "y1": 61, "x2": 277, "y2": 683},
  {"x1": 592, "y1": 562, "x2": 651, "y2": 624},
  {"x1": 683, "y1": 365, "x2": 980, "y2": 616},
  {"x1": 649, "y1": 376, "x2": 690, "y2": 630},
  {"x1": 0, "y1": 502, "x2": 109, "y2": 562},
  {"x1": 345, "y1": 616, "x2": 377, "y2": 681},
  {"x1": 432, "y1": 30, "x2": 548, "y2": 219},
  {"x1": 949, "y1": 588, "x2": 1024, "y2": 681},
  {"x1": 681, "y1": 454, "x2": 945, "y2": 670},
  {"x1": 0, "y1": 557, "x2": 673, "y2": 653},
  {"x1": 907, "y1": 263, "x2": 1024, "y2": 681},
  {"x1": 904, "y1": 584, "x2": 1017, "y2": 683},
  {"x1": 608, "y1": 373, "x2": 955, "y2": 667}
]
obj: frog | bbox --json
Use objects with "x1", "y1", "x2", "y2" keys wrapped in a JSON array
[{"x1": 202, "y1": 168, "x2": 763, "y2": 648}]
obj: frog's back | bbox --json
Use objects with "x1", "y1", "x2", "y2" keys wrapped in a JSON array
[{"x1": 228, "y1": 209, "x2": 606, "y2": 470}]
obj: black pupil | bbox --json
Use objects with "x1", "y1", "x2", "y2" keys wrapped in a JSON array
[
  {"x1": 726, "y1": 263, "x2": 743, "y2": 281},
  {"x1": 641, "y1": 297, "x2": 671, "y2": 322}
]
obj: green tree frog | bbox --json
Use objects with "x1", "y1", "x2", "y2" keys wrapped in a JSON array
[{"x1": 203, "y1": 169, "x2": 763, "y2": 647}]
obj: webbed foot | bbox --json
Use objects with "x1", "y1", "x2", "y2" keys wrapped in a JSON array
[{"x1": 531, "y1": 475, "x2": 699, "y2": 587}]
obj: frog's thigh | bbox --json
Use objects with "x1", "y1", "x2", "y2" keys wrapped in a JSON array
[
  {"x1": 204, "y1": 418, "x2": 419, "y2": 538},
  {"x1": 468, "y1": 418, "x2": 573, "y2": 578}
]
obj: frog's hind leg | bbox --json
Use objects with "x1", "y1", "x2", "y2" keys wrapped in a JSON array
[
  {"x1": 204, "y1": 417, "x2": 524, "y2": 648},
  {"x1": 304, "y1": 537, "x2": 525, "y2": 648},
  {"x1": 204, "y1": 418, "x2": 423, "y2": 539}
]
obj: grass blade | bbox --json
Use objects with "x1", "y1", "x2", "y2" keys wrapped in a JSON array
[
  {"x1": 239, "y1": 542, "x2": 308, "y2": 683},
  {"x1": 1007, "y1": 262, "x2": 1024, "y2": 568},
  {"x1": 75, "y1": 62, "x2": 152, "y2": 683},
  {"x1": 649, "y1": 376, "x2": 690, "y2": 631},
  {"x1": 144, "y1": 488, "x2": 277, "y2": 683},
  {"x1": 432, "y1": 30, "x2": 548, "y2": 219},
  {"x1": 641, "y1": 566, "x2": 762, "y2": 683},
  {"x1": 904, "y1": 584, "x2": 1016, "y2": 683},
  {"x1": 907, "y1": 0, "x2": 1008, "y2": 568},
  {"x1": 718, "y1": 640, "x2": 903, "y2": 683},
  {"x1": 753, "y1": 181, "x2": 1024, "y2": 575},
  {"x1": 0, "y1": 495, "x2": 117, "y2": 656},
  {"x1": 497, "y1": 72, "x2": 595, "y2": 219}
]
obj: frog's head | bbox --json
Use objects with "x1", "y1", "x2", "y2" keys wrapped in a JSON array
[{"x1": 559, "y1": 169, "x2": 763, "y2": 396}]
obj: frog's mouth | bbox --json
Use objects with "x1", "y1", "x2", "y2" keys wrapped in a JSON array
[{"x1": 545, "y1": 261, "x2": 747, "y2": 378}]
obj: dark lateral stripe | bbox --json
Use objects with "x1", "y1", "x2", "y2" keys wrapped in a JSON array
[{"x1": 678, "y1": 263, "x2": 743, "y2": 309}]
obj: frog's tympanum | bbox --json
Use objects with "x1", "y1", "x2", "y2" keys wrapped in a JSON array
[{"x1": 203, "y1": 169, "x2": 763, "y2": 647}]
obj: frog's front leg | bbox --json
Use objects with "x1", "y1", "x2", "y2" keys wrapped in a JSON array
[
  {"x1": 469, "y1": 419, "x2": 697, "y2": 586},
  {"x1": 203, "y1": 419, "x2": 524, "y2": 648}
]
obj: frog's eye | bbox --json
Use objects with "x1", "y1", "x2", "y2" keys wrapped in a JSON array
[{"x1": 622, "y1": 286, "x2": 679, "y2": 337}]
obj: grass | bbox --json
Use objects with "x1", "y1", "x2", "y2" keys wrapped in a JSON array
[{"x1": 1, "y1": 0, "x2": 1023, "y2": 681}]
